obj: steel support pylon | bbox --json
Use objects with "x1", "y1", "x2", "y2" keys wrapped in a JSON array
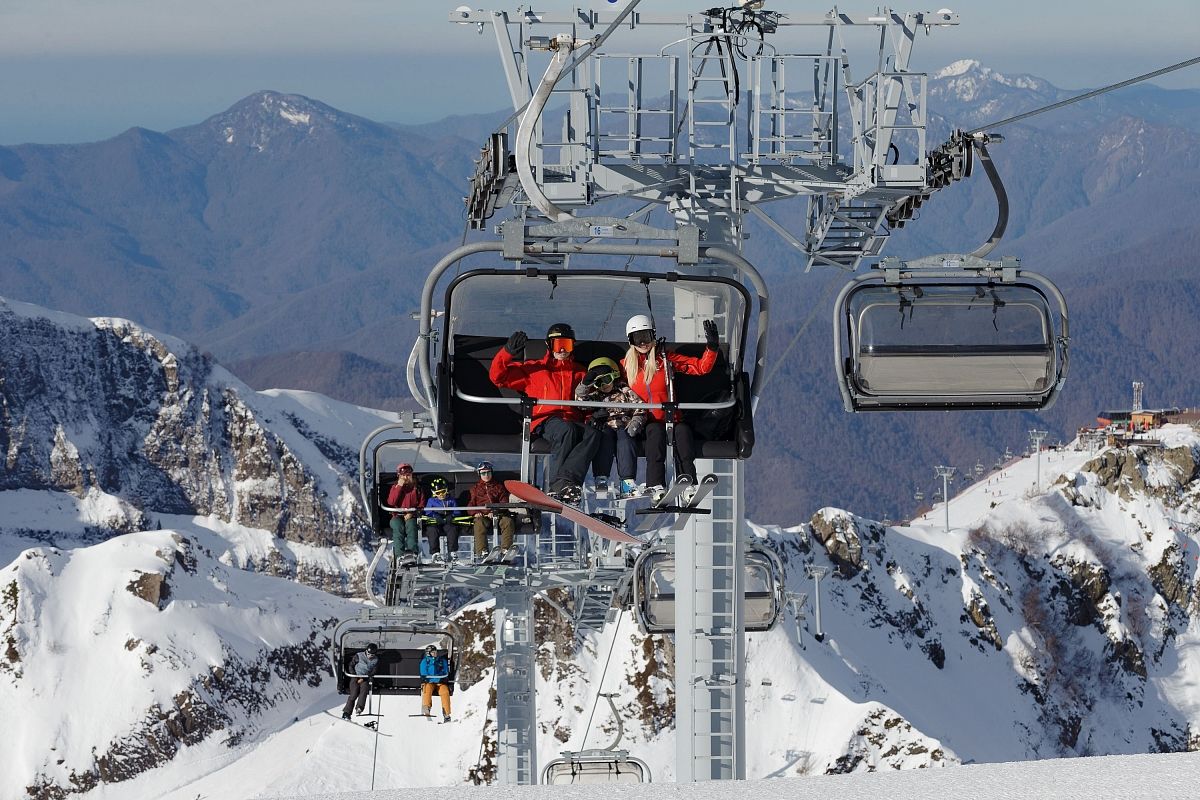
[
  {"x1": 674, "y1": 457, "x2": 745, "y2": 781},
  {"x1": 494, "y1": 588, "x2": 537, "y2": 785}
]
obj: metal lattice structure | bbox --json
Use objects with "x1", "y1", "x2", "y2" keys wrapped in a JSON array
[
  {"x1": 454, "y1": 5, "x2": 959, "y2": 269},
  {"x1": 377, "y1": 4, "x2": 976, "y2": 786}
]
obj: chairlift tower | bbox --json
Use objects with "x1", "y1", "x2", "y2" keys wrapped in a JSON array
[
  {"x1": 934, "y1": 465, "x2": 956, "y2": 532},
  {"x1": 1028, "y1": 429, "x2": 1048, "y2": 491},
  {"x1": 441, "y1": 3, "x2": 964, "y2": 785}
]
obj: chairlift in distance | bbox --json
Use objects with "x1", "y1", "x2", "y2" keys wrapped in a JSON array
[
  {"x1": 331, "y1": 609, "x2": 461, "y2": 696},
  {"x1": 631, "y1": 541, "x2": 785, "y2": 633},
  {"x1": 833, "y1": 255, "x2": 1069, "y2": 412}
]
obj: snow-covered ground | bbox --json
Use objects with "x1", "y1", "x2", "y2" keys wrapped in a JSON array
[{"x1": 277, "y1": 750, "x2": 1200, "y2": 799}]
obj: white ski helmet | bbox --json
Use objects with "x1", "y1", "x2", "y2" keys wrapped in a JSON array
[{"x1": 625, "y1": 314, "x2": 654, "y2": 336}]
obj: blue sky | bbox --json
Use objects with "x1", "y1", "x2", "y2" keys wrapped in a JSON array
[{"x1": 1, "y1": 0, "x2": 1196, "y2": 145}]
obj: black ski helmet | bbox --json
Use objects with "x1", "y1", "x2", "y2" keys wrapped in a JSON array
[
  {"x1": 366, "y1": 643, "x2": 378, "y2": 654},
  {"x1": 545, "y1": 322, "x2": 575, "y2": 342}
]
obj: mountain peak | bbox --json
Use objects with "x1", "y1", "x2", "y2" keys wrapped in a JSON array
[
  {"x1": 182, "y1": 90, "x2": 381, "y2": 153},
  {"x1": 933, "y1": 59, "x2": 982, "y2": 79},
  {"x1": 930, "y1": 60, "x2": 1058, "y2": 105}
]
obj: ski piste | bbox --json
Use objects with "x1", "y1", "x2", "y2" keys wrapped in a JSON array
[
  {"x1": 670, "y1": 473, "x2": 718, "y2": 530},
  {"x1": 504, "y1": 480, "x2": 641, "y2": 544}
]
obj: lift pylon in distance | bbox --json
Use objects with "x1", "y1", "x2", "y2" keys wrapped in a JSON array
[{"x1": 833, "y1": 255, "x2": 1069, "y2": 412}]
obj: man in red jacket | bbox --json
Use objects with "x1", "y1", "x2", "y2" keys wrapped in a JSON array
[
  {"x1": 489, "y1": 322, "x2": 598, "y2": 501},
  {"x1": 386, "y1": 463, "x2": 426, "y2": 563}
]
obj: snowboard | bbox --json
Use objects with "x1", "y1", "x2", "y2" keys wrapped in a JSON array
[{"x1": 504, "y1": 480, "x2": 641, "y2": 544}]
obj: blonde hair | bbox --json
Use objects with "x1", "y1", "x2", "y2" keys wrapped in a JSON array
[{"x1": 623, "y1": 344, "x2": 657, "y2": 390}]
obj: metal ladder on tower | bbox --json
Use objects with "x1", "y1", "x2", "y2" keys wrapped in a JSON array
[
  {"x1": 494, "y1": 588, "x2": 538, "y2": 785},
  {"x1": 805, "y1": 195, "x2": 891, "y2": 271},
  {"x1": 685, "y1": 34, "x2": 738, "y2": 163},
  {"x1": 675, "y1": 456, "x2": 744, "y2": 781}
]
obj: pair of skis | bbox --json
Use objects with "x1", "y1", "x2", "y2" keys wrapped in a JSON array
[{"x1": 631, "y1": 474, "x2": 718, "y2": 533}]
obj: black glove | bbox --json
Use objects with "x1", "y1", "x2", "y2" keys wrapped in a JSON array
[
  {"x1": 505, "y1": 330, "x2": 527, "y2": 355},
  {"x1": 589, "y1": 409, "x2": 611, "y2": 427},
  {"x1": 703, "y1": 319, "x2": 719, "y2": 350}
]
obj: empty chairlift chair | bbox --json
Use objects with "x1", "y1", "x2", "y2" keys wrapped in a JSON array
[
  {"x1": 834, "y1": 260, "x2": 1069, "y2": 411},
  {"x1": 631, "y1": 543, "x2": 785, "y2": 633}
]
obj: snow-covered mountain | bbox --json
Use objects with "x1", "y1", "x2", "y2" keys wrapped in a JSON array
[
  {"x1": 4, "y1": 297, "x2": 1200, "y2": 797},
  {"x1": 0, "y1": 295, "x2": 399, "y2": 591}
]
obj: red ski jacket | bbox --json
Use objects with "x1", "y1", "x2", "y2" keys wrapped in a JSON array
[
  {"x1": 627, "y1": 348, "x2": 717, "y2": 423},
  {"x1": 386, "y1": 481, "x2": 426, "y2": 516},
  {"x1": 489, "y1": 350, "x2": 586, "y2": 432},
  {"x1": 469, "y1": 478, "x2": 510, "y2": 509}
]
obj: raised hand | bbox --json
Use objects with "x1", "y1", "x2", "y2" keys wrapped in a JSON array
[
  {"x1": 505, "y1": 330, "x2": 528, "y2": 355},
  {"x1": 703, "y1": 319, "x2": 719, "y2": 350}
]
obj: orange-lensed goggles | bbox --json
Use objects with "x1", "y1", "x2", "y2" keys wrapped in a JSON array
[{"x1": 549, "y1": 337, "x2": 575, "y2": 353}]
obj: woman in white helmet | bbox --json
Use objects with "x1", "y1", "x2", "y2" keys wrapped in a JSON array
[{"x1": 622, "y1": 314, "x2": 720, "y2": 500}]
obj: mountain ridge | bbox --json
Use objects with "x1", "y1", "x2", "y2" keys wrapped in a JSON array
[{"x1": 3, "y1": 67, "x2": 1200, "y2": 523}]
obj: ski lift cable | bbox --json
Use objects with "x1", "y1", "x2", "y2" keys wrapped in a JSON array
[
  {"x1": 475, "y1": 665, "x2": 499, "y2": 781},
  {"x1": 966, "y1": 55, "x2": 1200, "y2": 135},
  {"x1": 580, "y1": 608, "x2": 625, "y2": 750},
  {"x1": 758, "y1": 274, "x2": 842, "y2": 394},
  {"x1": 370, "y1": 694, "x2": 383, "y2": 790}
]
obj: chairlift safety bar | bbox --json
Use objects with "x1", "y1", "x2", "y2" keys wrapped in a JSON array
[{"x1": 452, "y1": 388, "x2": 736, "y2": 413}]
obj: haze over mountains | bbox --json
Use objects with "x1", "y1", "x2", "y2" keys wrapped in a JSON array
[{"x1": 1, "y1": 62, "x2": 1198, "y2": 522}]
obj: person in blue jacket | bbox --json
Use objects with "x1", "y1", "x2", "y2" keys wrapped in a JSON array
[
  {"x1": 341, "y1": 643, "x2": 379, "y2": 719},
  {"x1": 419, "y1": 644, "x2": 452, "y2": 722},
  {"x1": 423, "y1": 477, "x2": 460, "y2": 563}
]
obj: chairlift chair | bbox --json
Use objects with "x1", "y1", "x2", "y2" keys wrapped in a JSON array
[
  {"x1": 332, "y1": 611, "x2": 461, "y2": 696},
  {"x1": 541, "y1": 750, "x2": 652, "y2": 785},
  {"x1": 541, "y1": 692, "x2": 651, "y2": 784},
  {"x1": 432, "y1": 268, "x2": 758, "y2": 468},
  {"x1": 833, "y1": 257, "x2": 1069, "y2": 411},
  {"x1": 631, "y1": 542, "x2": 785, "y2": 633}
]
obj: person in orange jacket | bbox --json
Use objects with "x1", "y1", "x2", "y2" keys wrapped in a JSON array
[
  {"x1": 489, "y1": 322, "x2": 598, "y2": 502},
  {"x1": 622, "y1": 314, "x2": 719, "y2": 500}
]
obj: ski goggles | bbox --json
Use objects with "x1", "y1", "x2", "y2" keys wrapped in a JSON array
[
  {"x1": 627, "y1": 330, "x2": 654, "y2": 347},
  {"x1": 433, "y1": 489, "x2": 449, "y2": 498},
  {"x1": 549, "y1": 337, "x2": 575, "y2": 353},
  {"x1": 478, "y1": 469, "x2": 493, "y2": 476},
  {"x1": 588, "y1": 370, "x2": 620, "y2": 387}
]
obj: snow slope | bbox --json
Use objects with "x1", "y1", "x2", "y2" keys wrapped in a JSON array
[{"x1": 7, "y1": 294, "x2": 1200, "y2": 796}]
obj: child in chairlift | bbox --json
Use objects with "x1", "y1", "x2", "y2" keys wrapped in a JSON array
[
  {"x1": 422, "y1": 476, "x2": 460, "y2": 564},
  {"x1": 575, "y1": 356, "x2": 646, "y2": 497}
]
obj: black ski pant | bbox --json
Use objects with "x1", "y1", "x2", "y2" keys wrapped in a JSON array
[
  {"x1": 643, "y1": 421, "x2": 697, "y2": 488},
  {"x1": 425, "y1": 520, "x2": 459, "y2": 555},
  {"x1": 343, "y1": 677, "x2": 372, "y2": 716},
  {"x1": 539, "y1": 416, "x2": 602, "y2": 490},
  {"x1": 591, "y1": 427, "x2": 638, "y2": 482}
]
